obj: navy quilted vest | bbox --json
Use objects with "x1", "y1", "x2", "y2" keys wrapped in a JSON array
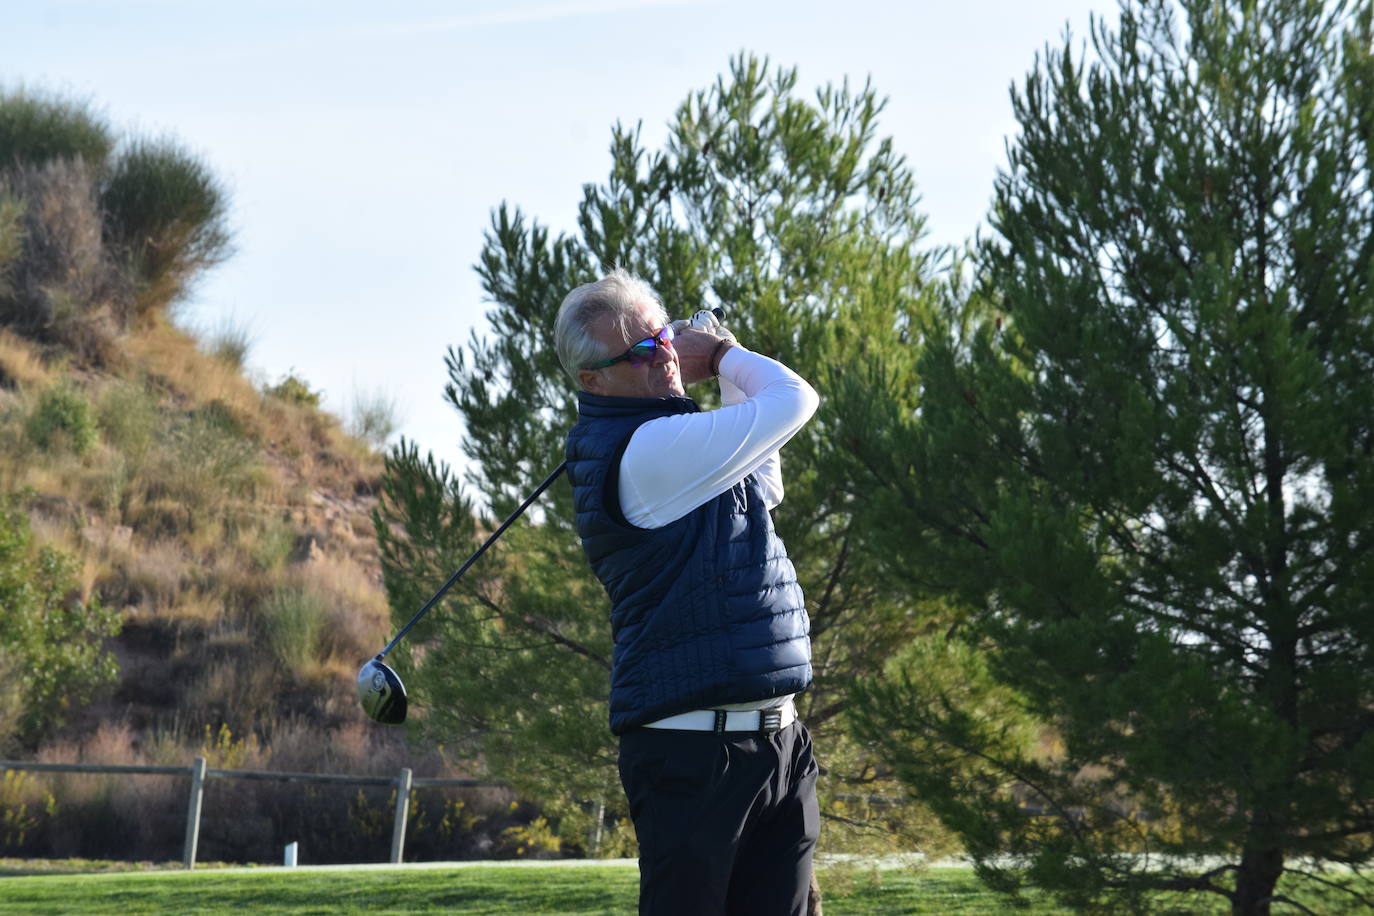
[{"x1": 566, "y1": 391, "x2": 812, "y2": 735}]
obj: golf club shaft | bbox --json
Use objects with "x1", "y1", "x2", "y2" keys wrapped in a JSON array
[{"x1": 376, "y1": 461, "x2": 568, "y2": 661}]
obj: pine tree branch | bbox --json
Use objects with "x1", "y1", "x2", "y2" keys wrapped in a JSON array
[
  {"x1": 519, "y1": 613, "x2": 612, "y2": 671},
  {"x1": 1265, "y1": 895, "x2": 1318, "y2": 916},
  {"x1": 817, "y1": 809, "x2": 898, "y2": 837},
  {"x1": 1098, "y1": 861, "x2": 1237, "y2": 900},
  {"x1": 467, "y1": 590, "x2": 612, "y2": 670},
  {"x1": 1283, "y1": 865, "x2": 1374, "y2": 911},
  {"x1": 1161, "y1": 451, "x2": 1270, "y2": 579},
  {"x1": 811, "y1": 528, "x2": 851, "y2": 626}
]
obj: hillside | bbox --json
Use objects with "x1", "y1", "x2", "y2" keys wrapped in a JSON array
[
  {"x1": 0, "y1": 315, "x2": 387, "y2": 730},
  {"x1": 0, "y1": 321, "x2": 556, "y2": 864},
  {"x1": 0, "y1": 88, "x2": 568, "y2": 864}
]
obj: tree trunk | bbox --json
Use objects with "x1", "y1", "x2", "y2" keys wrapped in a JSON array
[
  {"x1": 1232, "y1": 846, "x2": 1283, "y2": 916},
  {"x1": 807, "y1": 867, "x2": 823, "y2": 916}
]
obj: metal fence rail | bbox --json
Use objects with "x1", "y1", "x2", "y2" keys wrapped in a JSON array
[{"x1": 0, "y1": 757, "x2": 495, "y2": 868}]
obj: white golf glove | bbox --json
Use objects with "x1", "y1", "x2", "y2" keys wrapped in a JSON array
[{"x1": 673, "y1": 308, "x2": 737, "y2": 344}]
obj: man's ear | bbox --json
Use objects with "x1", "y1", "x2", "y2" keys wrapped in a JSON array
[{"x1": 578, "y1": 368, "x2": 604, "y2": 394}]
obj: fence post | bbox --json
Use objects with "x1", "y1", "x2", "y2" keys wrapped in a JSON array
[
  {"x1": 390, "y1": 767, "x2": 412, "y2": 864},
  {"x1": 183, "y1": 755, "x2": 207, "y2": 870},
  {"x1": 589, "y1": 800, "x2": 606, "y2": 857}
]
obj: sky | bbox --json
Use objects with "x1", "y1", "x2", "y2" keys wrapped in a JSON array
[{"x1": 2, "y1": 0, "x2": 1105, "y2": 475}]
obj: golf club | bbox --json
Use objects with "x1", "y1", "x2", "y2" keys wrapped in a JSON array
[{"x1": 358, "y1": 461, "x2": 569, "y2": 724}]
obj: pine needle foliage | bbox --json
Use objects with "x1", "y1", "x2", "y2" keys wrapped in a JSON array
[{"x1": 833, "y1": 2, "x2": 1374, "y2": 914}]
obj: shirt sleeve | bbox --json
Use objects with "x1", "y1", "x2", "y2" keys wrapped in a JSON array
[
  {"x1": 718, "y1": 366, "x2": 785, "y2": 510},
  {"x1": 618, "y1": 347, "x2": 819, "y2": 529}
]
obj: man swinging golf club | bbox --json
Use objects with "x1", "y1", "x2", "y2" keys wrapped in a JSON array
[{"x1": 558, "y1": 268, "x2": 820, "y2": 916}]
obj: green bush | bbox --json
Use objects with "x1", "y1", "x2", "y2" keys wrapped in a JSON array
[
  {"x1": 249, "y1": 517, "x2": 296, "y2": 573},
  {"x1": 0, "y1": 490, "x2": 122, "y2": 745},
  {"x1": 264, "y1": 371, "x2": 321, "y2": 407},
  {"x1": 261, "y1": 586, "x2": 328, "y2": 668},
  {"x1": 26, "y1": 381, "x2": 98, "y2": 455},
  {"x1": 193, "y1": 398, "x2": 247, "y2": 439},
  {"x1": 96, "y1": 379, "x2": 158, "y2": 463},
  {"x1": 100, "y1": 137, "x2": 232, "y2": 318},
  {"x1": 0, "y1": 87, "x2": 113, "y2": 169}
]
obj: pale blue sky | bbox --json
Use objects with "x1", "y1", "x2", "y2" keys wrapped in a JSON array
[{"x1": 3, "y1": 0, "x2": 1104, "y2": 473}]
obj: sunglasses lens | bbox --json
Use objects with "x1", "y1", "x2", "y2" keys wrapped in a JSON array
[{"x1": 625, "y1": 327, "x2": 673, "y2": 367}]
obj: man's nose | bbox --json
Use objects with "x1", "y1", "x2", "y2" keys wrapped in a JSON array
[{"x1": 651, "y1": 336, "x2": 675, "y2": 365}]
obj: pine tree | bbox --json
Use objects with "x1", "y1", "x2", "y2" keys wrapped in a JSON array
[
  {"x1": 374, "y1": 54, "x2": 955, "y2": 854},
  {"x1": 834, "y1": 1, "x2": 1374, "y2": 913}
]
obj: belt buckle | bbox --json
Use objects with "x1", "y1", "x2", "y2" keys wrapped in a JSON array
[{"x1": 760, "y1": 708, "x2": 782, "y2": 734}]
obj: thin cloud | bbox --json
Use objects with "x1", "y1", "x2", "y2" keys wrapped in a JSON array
[{"x1": 368, "y1": 0, "x2": 714, "y2": 38}]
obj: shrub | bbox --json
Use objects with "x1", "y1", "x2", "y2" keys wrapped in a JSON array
[
  {"x1": 193, "y1": 397, "x2": 248, "y2": 439},
  {"x1": 0, "y1": 87, "x2": 113, "y2": 169},
  {"x1": 0, "y1": 490, "x2": 122, "y2": 744},
  {"x1": 265, "y1": 371, "x2": 321, "y2": 407},
  {"x1": 0, "y1": 159, "x2": 127, "y2": 353},
  {"x1": 0, "y1": 769, "x2": 50, "y2": 847},
  {"x1": 347, "y1": 386, "x2": 400, "y2": 449},
  {"x1": 203, "y1": 315, "x2": 254, "y2": 369},
  {"x1": 261, "y1": 586, "x2": 329, "y2": 669},
  {"x1": 499, "y1": 816, "x2": 562, "y2": 858},
  {"x1": 26, "y1": 381, "x2": 97, "y2": 455},
  {"x1": 100, "y1": 137, "x2": 232, "y2": 319},
  {"x1": 96, "y1": 378, "x2": 158, "y2": 463},
  {"x1": 246, "y1": 516, "x2": 295, "y2": 573}
]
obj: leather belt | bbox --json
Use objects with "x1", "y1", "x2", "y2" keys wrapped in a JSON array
[{"x1": 642, "y1": 698, "x2": 796, "y2": 734}]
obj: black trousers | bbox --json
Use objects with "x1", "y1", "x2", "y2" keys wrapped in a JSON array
[{"x1": 617, "y1": 721, "x2": 819, "y2": 916}]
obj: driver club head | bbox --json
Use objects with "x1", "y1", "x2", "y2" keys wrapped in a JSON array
[{"x1": 357, "y1": 657, "x2": 408, "y2": 725}]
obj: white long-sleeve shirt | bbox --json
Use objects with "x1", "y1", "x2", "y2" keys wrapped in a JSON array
[
  {"x1": 618, "y1": 346, "x2": 819, "y2": 715},
  {"x1": 618, "y1": 345, "x2": 819, "y2": 529}
]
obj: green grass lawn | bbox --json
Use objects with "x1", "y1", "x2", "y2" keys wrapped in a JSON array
[
  {"x1": 0, "y1": 864, "x2": 1088, "y2": 915},
  {"x1": 2, "y1": 861, "x2": 1364, "y2": 915}
]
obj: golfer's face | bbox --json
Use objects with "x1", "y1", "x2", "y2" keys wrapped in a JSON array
[{"x1": 585, "y1": 301, "x2": 683, "y2": 399}]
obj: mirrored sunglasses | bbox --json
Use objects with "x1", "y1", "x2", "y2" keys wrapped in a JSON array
[{"x1": 586, "y1": 324, "x2": 675, "y2": 369}]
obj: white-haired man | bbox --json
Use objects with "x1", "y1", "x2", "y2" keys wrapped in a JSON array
[{"x1": 557, "y1": 268, "x2": 820, "y2": 916}]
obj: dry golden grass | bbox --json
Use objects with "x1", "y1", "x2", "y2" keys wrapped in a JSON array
[
  {"x1": 118, "y1": 319, "x2": 384, "y2": 495},
  {"x1": 289, "y1": 549, "x2": 390, "y2": 666},
  {"x1": 0, "y1": 328, "x2": 54, "y2": 389},
  {"x1": 161, "y1": 591, "x2": 226, "y2": 625},
  {"x1": 116, "y1": 537, "x2": 189, "y2": 614},
  {"x1": 118, "y1": 319, "x2": 260, "y2": 417}
]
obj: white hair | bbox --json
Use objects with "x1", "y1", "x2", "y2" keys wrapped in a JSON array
[{"x1": 554, "y1": 267, "x2": 669, "y2": 386}]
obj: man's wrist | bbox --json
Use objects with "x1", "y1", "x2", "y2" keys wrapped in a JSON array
[{"x1": 710, "y1": 340, "x2": 735, "y2": 377}]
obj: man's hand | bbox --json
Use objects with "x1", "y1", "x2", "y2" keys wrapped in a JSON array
[
  {"x1": 673, "y1": 327, "x2": 726, "y2": 386},
  {"x1": 672, "y1": 310, "x2": 738, "y2": 386}
]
